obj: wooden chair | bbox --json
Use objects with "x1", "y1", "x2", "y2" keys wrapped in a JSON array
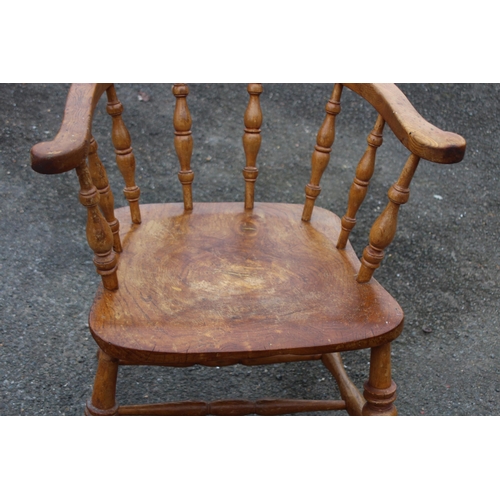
[{"x1": 30, "y1": 84, "x2": 466, "y2": 416}]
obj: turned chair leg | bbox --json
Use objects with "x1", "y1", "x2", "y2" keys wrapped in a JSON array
[
  {"x1": 362, "y1": 343, "x2": 397, "y2": 416},
  {"x1": 85, "y1": 349, "x2": 119, "y2": 416}
]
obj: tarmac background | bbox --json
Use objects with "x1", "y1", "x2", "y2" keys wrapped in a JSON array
[{"x1": 0, "y1": 83, "x2": 499, "y2": 416}]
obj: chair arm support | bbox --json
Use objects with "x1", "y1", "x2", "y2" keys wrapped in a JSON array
[
  {"x1": 344, "y1": 84, "x2": 466, "y2": 164},
  {"x1": 31, "y1": 83, "x2": 112, "y2": 174}
]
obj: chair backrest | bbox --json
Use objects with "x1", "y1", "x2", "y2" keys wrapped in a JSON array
[{"x1": 30, "y1": 83, "x2": 466, "y2": 291}]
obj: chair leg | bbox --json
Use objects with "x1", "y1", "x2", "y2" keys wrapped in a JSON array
[
  {"x1": 362, "y1": 343, "x2": 397, "y2": 416},
  {"x1": 85, "y1": 349, "x2": 119, "y2": 416}
]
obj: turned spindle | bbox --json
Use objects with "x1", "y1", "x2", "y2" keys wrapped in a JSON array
[
  {"x1": 362, "y1": 343, "x2": 397, "y2": 416},
  {"x1": 337, "y1": 115, "x2": 385, "y2": 249},
  {"x1": 75, "y1": 161, "x2": 118, "y2": 291},
  {"x1": 88, "y1": 137, "x2": 122, "y2": 253},
  {"x1": 106, "y1": 85, "x2": 141, "y2": 224},
  {"x1": 302, "y1": 83, "x2": 343, "y2": 222},
  {"x1": 173, "y1": 83, "x2": 194, "y2": 211},
  {"x1": 242, "y1": 83, "x2": 263, "y2": 210},
  {"x1": 357, "y1": 153, "x2": 420, "y2": 283}
]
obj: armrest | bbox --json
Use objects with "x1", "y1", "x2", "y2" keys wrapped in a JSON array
[
  {"x1": 343, "y1": 84, "x2": 466, "y2": 164},
  {"x1": 31, "y1": 83, "x2": 112, "y2": 174}
]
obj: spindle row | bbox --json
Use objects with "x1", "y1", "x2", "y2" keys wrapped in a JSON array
[{"x1": 76, "y1": 83, "x2": 417, "y2": 291}]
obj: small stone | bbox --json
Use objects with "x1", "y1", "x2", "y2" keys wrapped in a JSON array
[{"x1": 422, "y1": 325, "x2": 433, "y2": 334}]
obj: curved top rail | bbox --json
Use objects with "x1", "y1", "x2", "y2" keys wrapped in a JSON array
[
  {"x1": 31, "y1": 83, "x2": 112, "y2": 174},
  {"x1": 344, "y1": 84, "x2": 466, "y2": 164},
  {"x1": 31, "y1": 83, "x2": 466, "y2": 174}
]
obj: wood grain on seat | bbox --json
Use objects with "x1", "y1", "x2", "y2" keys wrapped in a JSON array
[{"x1": 89, "y1": 203, "x2": 404, "y2": 365}]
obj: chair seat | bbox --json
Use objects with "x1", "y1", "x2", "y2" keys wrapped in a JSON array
[{"x1": 89, "y1": 202, "x2": 404, "y2": 365}]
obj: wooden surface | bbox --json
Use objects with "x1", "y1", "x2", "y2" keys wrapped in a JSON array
[
  {"x1": 173, "y1": 84, "x2": 195, "y2": 211},
  {"x1": 357, "y1": 153, "x2": 420, "y2": 283},
  {"x1": 116, "y1": 398, "x2": 347, "y2": 416},
  {"x1": 242, "y1": 83, "x2": 263, "y2": 209},
  {"x1": 344, "y1": 84, "x2": 466, "y2": 164},
  {"x1": 362, "y1": 343, "x2": 398, "y2": 416},
  {"x1": 337, "y1": 114, "x2": 385, "y2": 249},
  {"x1": 30, "y1": 83, "x2": 111, "y2": 174},
  {"x1": 75, "y1": 161, "x2": 118, "y2": 291},
  {"x1": 85, "y1": 350, "x2": 119, "y2": 416},
  {"x1": 89, "y1": 202, "x2": 404, "y2": 365},
  {"x1": 106, "y1": 85, "x2": 142, "y2": 224},
  {"x1": 322, "y1": 353, "x2": 365, "y2": 415},
  {"x1": 88, "y1": 136, "x2": 123, "y2": 253},
  {"x1": 302, "y1": 84, "x2": 342, "y2": 222},
  {"x1": 30, "y1": 83, "x2": 466, "y2": 177}
]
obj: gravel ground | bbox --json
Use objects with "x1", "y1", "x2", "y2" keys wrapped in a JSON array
[{"x1": 0, "y1": 83, "x2": 498, "y2": 416}]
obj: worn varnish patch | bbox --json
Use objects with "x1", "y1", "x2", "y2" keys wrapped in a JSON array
[{"x1": 89, "y1": 203, "x2": 403, "y2": 364}]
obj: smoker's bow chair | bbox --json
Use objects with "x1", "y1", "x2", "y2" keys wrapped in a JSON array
[{"x1": 31, "y1": 84, "x2": 466, "y2": 415}]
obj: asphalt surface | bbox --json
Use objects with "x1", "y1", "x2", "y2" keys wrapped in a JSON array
[{"x1": 0, "y1": 83, "x2": 498, "y2": 415}]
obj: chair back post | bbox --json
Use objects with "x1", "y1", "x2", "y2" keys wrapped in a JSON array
[
  {"x1": 106, "y1": 85, "x2": 142, "y2": 224},
  {"x1": 173, "y1": 83, "x2": 194, "y2": 211},
  {"x1": 337, "y1": 114, "x2": 385, "y2": 249},
  {"x1": 88, "y1": 136, "x2": 122, "y2": 253},
  {"x1": 242, "y1": 83, "x2": 263, "y2": 210},
  {"x1": 302, "y1": 83, "x2": 343, "y2": 222},
  {"x1": 357, "y1": 153, "x2": 421, "y2": 283},
  {"x1": 75, "y1": 160, "x2": 119, "y2": 291}
]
